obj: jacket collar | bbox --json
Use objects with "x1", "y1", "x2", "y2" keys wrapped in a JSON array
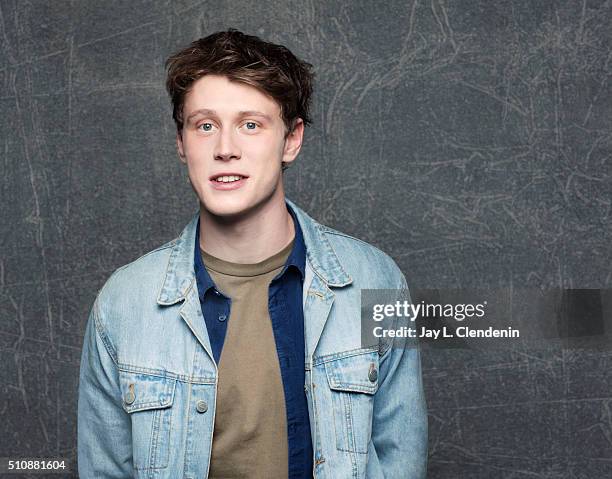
[
  {"x1": 157, "y1": 197, "x2": 352, "y2": 305},
  {"x1": 285, "y1": 197, "x2": 352, "y2": 287}
]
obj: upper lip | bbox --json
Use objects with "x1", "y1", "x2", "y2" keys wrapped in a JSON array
[{"x1": 209, "y1": 172, "x2": 249, "y2": 180}]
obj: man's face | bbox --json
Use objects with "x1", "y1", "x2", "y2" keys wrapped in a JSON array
[{"x1": 177, "y1": 74, "x2": 303, "y2": 218}]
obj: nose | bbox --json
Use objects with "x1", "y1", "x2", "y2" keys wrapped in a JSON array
[{"x1": 214, "y1": 127, "x2": 241, "y2": 161}]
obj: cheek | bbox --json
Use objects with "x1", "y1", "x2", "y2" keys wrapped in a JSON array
[
  {"x1": 183, "y1": 136, "x2": 210, "y2": 157},
  {"x1": 248, "y1": 138, "x2": 285, "y2": 163}
]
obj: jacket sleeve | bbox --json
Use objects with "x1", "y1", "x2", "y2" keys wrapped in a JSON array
[
  {"x1": 77, "y1": 297, "x2": 134, "y2": 478},
  {"x1": 369, "y1": 272, "x2": 428, "y2": 478}
]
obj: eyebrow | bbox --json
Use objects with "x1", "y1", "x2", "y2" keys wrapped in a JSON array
[{"x1": 186, "y1": 108, "x2": 273, "y2": 122}]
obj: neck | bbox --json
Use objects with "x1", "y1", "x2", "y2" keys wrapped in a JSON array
[{"x1": 198, "y1": 191, "x2": 295, "y2": 264}]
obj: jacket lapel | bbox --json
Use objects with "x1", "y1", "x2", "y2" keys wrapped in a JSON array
[
  {"x1": 286, "y1": 198, "x2": 353, "y2": 359},
  {"x1": 157, "y1": 211, "x2": 214, "y2": 361},
  {"x1": 179, "y1": 284, "x2": 214, "y2": 359}
]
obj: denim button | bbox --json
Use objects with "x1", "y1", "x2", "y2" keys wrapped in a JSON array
[
  {"x1": 124, "y1": 384, "x2": 135, "y2": 405},
  {"x1": 218, "y1": 314, "x2": 227, "y2": 322},
  {"x1": 196, "y1": 400, "x2": 208, "y2": 413},
  {"x1": 368, "y1": 363, "x2": 378, "y2": 382}
]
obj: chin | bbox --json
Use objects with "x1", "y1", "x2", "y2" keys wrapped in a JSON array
[
  {"x1": 204, "y1": 203, "x2": 244, "y2": 218},
  {"x1": 199, "y1": 184, "x2": 279, "y2": 219},
  {"x1": 201, "y1": 197, "x2": 255, "y2": 218}
]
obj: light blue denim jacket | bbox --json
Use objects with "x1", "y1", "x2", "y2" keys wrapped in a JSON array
[{"x1": 77, "y1": 198, "x2": 428, "y2": 478}]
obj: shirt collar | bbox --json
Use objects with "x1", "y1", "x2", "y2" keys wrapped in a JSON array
[
  {"x1": 193, "y1": 204, "x2": 307, "y2": 301},
  {"x1": 285, "y1": 202, "x2": 307, "y2": 280},
  {"x1": 193, "y1": 217, "x2": 218, "y2": 301}
]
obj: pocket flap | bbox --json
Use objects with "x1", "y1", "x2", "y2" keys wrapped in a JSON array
[
  {"x1": 324, "y1": 351, "x2": 379, "y2": 394},
  {"x1": 118, "y1": 371, "x2": 177, "y2": 413}
]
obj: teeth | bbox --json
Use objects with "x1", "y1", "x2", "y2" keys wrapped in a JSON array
[{"x1": 215, "y1": 175, "x2": 244, "y2": 183}]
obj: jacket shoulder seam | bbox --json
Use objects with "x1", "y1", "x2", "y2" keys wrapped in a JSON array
[
  {"x1": 320, "y1": 226, "x2": 388, "y2": 255},
  {"x1": 91, "y1": 296, "x2": 119, "y2": 366}
]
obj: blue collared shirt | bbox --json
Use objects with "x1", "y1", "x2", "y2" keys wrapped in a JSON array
[{"x1": 193, "y1": 204, "x2": 313, "y2": 478}]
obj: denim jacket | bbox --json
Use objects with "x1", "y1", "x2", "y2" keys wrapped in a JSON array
[{"x1": 77, "y1": 198, "x2": 428, "y2": 478}]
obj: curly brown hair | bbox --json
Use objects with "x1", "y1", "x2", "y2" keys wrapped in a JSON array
[{"x1": 165, "y1": 29, "x2": 315, "y2": 139}]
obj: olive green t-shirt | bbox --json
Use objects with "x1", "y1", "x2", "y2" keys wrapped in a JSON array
[{"x1": 202, "y1": 240, "x2": 294, "y2": 479}]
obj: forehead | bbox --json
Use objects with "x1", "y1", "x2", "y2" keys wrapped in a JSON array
[{"x1": 183, "y1": 74, "x2": 281, "y2": 118}]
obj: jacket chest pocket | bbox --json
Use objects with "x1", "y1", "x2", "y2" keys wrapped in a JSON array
[
  {"x1": 119, "y1": 371, "x2": 177, "y2": 470},
  {"x1": 324, "y1": 351, "x2": 379, "y2": 454}
]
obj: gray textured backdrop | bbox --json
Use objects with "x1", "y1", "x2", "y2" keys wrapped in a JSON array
[{"x1": 1, "y1": 0, "x2": 611, "y2": 477}]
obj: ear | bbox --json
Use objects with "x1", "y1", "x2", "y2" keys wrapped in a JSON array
[
  {"x1": 176, "y1": 131, "x2": 187, "y2": 164},
  {"x1": 282, "y1": 118, "x2": 304, "y2": 167}
]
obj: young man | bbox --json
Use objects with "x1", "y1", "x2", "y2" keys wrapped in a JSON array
[{"x1": 78, "y1": 29, "x2": 428, "y2": 478}]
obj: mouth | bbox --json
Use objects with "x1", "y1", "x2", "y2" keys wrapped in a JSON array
[
  {"x1": 209, "y1": 173, "x2": 249, "y2": 183},
  {"x1": 209, "y1": 173, "x2": 249, "y2": 191}
]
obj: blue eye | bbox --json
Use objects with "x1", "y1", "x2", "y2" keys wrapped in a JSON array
[
  {"x1": 199, "y1": 123, "x2": 214, "y2": 132},
  {"x1": 244, "y1": 122, "x2": 257, "y2": 130}
]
